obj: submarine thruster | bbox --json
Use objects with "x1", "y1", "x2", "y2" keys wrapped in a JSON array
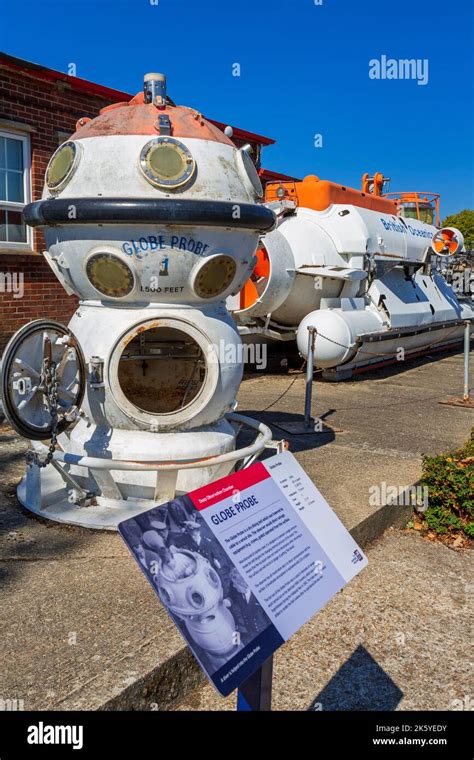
[
  {"x1": 229, "y1": 174, "x2": 473, "y2": 380},
  {"x1": 0, "y1": 73, "x2": 280, "y2": 529}
]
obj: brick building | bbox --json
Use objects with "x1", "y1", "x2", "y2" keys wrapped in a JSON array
[{"x1": 0, "y1": 52, "x2": 295, "y2": 351}]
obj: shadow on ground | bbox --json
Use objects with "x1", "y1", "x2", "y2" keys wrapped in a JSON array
[
  {"x1": 237, "y1": 409, "x2": 338, "y2": 454},
  {"x1": 308, "y1": 645, "x2": 403, "y2": 711},
  {"x1": 0, "y1": 423, "x2": 103, "y2": 589}
]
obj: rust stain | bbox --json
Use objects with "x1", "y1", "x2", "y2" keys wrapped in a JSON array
[
  {"x1": 71, "y1": 92, "x2": 234, "y2": 146},
  {"x1": 121, "y1": 321, "x2": 160, "y2": 349},
  {"x1": 129, "y1": 453, "x2": 219, "y2": 466}
]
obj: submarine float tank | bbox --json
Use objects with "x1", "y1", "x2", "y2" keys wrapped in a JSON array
[
  {"x1": 0, "y1": 73, "x2": 279, "y2": 529},
  {"x1": 229, "y1": 175, "x2": 473, "y2": 379}
]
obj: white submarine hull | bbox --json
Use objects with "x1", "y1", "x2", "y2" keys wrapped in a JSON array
[{"x1": 229, "y1": 197, "x2": 473, "y2": 379}]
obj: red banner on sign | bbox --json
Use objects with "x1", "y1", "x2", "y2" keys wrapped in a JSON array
[{"x1": 188, "y1": 461, "x2": 271, "y2": 511}]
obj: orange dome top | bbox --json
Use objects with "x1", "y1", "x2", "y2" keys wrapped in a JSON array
[{"x1": 71, "y1": 90, "x2": 234, "y2": 145}]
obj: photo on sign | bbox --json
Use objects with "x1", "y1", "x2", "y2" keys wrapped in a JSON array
[{"x1": 119, "y1": 496, "x2": 274, "y2": 677}]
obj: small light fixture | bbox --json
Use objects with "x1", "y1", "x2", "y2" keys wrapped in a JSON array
[{"x1": 143, "y1": 72, "x2": 166, "y2": 105}]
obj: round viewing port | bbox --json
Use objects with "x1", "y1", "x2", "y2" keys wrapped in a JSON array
[
  {"x1": 109, "y1": 319, "x2": 219, "y2": 427},
  {"x1": 118, "y1": 326, "x2": 204, "y2": 413}
]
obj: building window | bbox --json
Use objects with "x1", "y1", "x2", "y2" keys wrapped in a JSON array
[{"x1": 0, "y1": 130, "x2": 31, "y2": 248}]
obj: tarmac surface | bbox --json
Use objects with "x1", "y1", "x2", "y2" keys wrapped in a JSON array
[
  {"x1": 0, "y1": 346, "x2": 472, "y2": 710},
  {"x1": 176, "y1": 529, "x2": 473, "y2": 711}
]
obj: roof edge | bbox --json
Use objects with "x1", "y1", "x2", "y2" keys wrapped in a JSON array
[
  {"x1": 0, "y1": 52, "x2": 276, "y2": 147},
  {"x1": 0, "y1": 51, "x2": 132, "y2": 101}
]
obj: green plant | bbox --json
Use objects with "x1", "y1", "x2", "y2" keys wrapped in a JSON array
[
  {"x1": 419, "y1": 431, "x2": 474, "y2": 538},
  {"x1": 442, "y1": 209, "x2": 474, "y2": 250}
]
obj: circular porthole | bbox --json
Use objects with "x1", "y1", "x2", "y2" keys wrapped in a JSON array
[
  {"x1": 191, "y1": 254, "x2": 237, "y2": 299},
  {"x1": 45, "y1": 141, "x2": 81, "y2": 192},
  {"x1": 86, "y1": 252, "x2": 135, "y2": 299},
  {"x1": 158, "y1": 587, "x2": 172, "y2": 606},
  {"x1": 108, "y1": 317, "x2": 219, "y2": 428},
  {"x1": 139, "y1": 137, "x2": 195, "y2": 189},
  {"x1": 187, "y1": 588, "x2": 205, "y2": 609},
  {"x1": 206, "y1": 568, "x2": 220, "y2": 588}
]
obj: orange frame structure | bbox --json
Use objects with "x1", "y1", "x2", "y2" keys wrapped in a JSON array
[{"x1": 383, "y1": 191, "x2": 441, "y2": 226}]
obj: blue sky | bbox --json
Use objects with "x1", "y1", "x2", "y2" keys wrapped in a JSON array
[{"x1": 2, "y1": 0, "x2": 473, "y2": 217}]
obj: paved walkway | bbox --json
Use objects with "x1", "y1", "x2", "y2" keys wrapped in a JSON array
[
  {"x1": 177, "y1": 529, "x2": 473, "y2": 711},
  {"x1": 0, "y1": 346, "x2": 471, "y2": 709}
]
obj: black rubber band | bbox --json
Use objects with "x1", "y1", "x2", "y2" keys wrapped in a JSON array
[{"x1": 23, "y1": 198, "x2": 276, "y2": 231}]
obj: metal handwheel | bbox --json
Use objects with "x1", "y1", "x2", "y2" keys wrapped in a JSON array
[{"x1": 1, "y1": 320, "x2": 86, "y2": 441}]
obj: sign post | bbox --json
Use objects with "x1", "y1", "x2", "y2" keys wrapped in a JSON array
[{"x1": 237, "y1": 656, "x2": 273, "y2": 711}]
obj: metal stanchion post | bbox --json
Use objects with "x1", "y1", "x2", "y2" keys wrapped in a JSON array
[
  {"x1": 463, "y1": 320, "x2": 470, "y2": 402},
  {"x1": 439, "y1": 319, "x2": 474, "y2": 408},
  {"x1": 304, "y1": 327, "x2": 317, "y2": 430},
  {"x1": 271, "y1": 326, "x2": 343, "y2": 435}
]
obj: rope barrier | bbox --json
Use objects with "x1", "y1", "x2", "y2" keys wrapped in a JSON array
[
  {"x1": 255, "y1": 321, "x2": 470, "y2": 414},
  {"x1": 310, "y1": 323, "x2": 465, "y2": 358}
]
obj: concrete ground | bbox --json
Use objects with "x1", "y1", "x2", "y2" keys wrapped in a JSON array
[
  {"x1": 0, "y1": 346, "x2": 472, "y2": 710},
  {"x1": 176, "y1": 529, "x2": 473, "y2": 711}
]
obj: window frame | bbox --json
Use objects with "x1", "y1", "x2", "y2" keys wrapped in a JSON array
[{"x1": 0, "y1": 129, "x2": 32, "y2": 251}]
